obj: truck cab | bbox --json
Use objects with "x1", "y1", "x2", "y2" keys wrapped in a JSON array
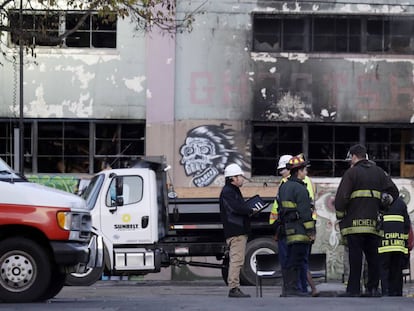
[{"x1": 68, "y1": 158, "x2": 277, "y2": 286}]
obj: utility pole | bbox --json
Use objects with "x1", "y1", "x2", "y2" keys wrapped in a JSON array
[{"x1": 18, "y1": 0, "x2": 24, "y2": 175}]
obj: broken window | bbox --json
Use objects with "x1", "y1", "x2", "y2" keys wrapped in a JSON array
[
  {"x1": 252, "y1": 14, "x2": 414, "y2": 54},
  {"x1": 252, "y1": 124, "x2": 414, "y2": 178},
  {"x1": 9, "y1": 11, "x2": 61, "y2": 46},
  {"x1": 95, "y1": 123, "x2": 145, "y2": 172},
  {"x1": 251, "y1": 125, "x2": 302, "y2": 175},
  {"x1": 308, "y1": 125, "x2": 359, "y2": 177},
  {"x1": 0, "y1": 121, "x2": 145, "y2": 174},
  {"x1": 312, "y1": 17, "x2": 361, "y2": 52},
  {"x1": 366, "y1": 127, "x2": 401, "y2": 176},
  {"x1": 366, "y1": 18, "x2": 390, "y2": 52},
  {"x1": 37, "y1": 122, "x2": 89, "y2": 173},
  {"x1": 389, "y1": 18, "x2": 414, "y2": 54},
  {"x1": 253, "y1": 15, "x2": 281, "y2": 52},
  {"x1": 283, "y1": 18, "x2": 306, "y2": 51}
]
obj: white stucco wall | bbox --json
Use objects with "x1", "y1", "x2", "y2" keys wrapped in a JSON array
[{"x1": 0, "y1": 13, "x2": 148, "y2": 119}]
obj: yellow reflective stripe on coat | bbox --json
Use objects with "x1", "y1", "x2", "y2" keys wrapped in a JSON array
[
  {"x1": 378, "y1": 245, "x2": 408, "y2": 254},
  {"x1": 336, "y1": 210, "x2": 345, "y2": 218},
  {"x1": 304, "y1": 176, "x2": 315, "y2": 200},
  {"x1": 383, "y1": 215, "x2": 404, "y2": 222},
  {"x1": 350, "y1": 190, "x2": 381, "y2": 199},
  {"x1": 269, "y1": 177, "x2": 288, "y2": 225},
  {"x1": 303, "y1": 220, "x2": 315, "y2": 229},
  {"x1": 281, "y1": 201, "x2": 297, "y2": 208},
  {"x1": 269, "y1": 200, "x2": 278, "y2": 225},
  {"x1": 286, "y1": 234, "x2": 311, "y2": 243},
  {"x1": 341, "y1": 226, "x2": 381, "y2": 236}
]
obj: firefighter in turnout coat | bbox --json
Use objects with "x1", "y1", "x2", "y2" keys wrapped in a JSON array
[
  {"x1": 335, "y1": 144, "x2": 399, "y2": 297},
  {"x1": 278, "y1": 155, "x2": 315, "y2": 296},
  {"x1": 378, "y1": 197, "x2": 411, "y2": 296}
]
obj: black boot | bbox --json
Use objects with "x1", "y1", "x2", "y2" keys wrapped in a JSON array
[
  {"x1": 228, "y1": 287, "x2": 251, "y2": 298},
  {"x1": 283, "y1": 268, "x2": 309, "y2": 297},
  {"x1": 280, "y1": 269, "x2": 287, "y2": 297}
]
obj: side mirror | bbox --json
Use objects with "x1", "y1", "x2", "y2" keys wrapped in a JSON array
[{"x1": 116, "y1": 196, "x2": 124, "y2": 206}]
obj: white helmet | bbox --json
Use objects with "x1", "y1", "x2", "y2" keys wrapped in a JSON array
[
  {"x1": 224, "y1": 164, "x2": 244, "y2": 177},
  {"x1": 277, "y1": 155, "x2": 293, "y2": 170}
]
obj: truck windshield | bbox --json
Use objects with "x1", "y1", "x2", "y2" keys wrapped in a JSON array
[
  {"x1": 82, "y1": 174, "x2": 105, "y2": 210},
  {"x1": 0, "y1": 158, "x2": 24, "y2": 182}
]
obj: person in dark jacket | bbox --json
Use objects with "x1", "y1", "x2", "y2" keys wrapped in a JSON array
[
  {"x1": 278, "y1": 155, "x2": 315, "y2": 297},
  {"x1": 379, "y1": 197, "x2": 411, "y2": 296},
  {"x1": 219, "y1": 163, "x2": 256, "y2": 298},
  {"x1": 335, "y1": 144, "x2": 399, "y2": 297}
]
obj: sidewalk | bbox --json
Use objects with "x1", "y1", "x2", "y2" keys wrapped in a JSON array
[{"x1": 95, "y1": 279, "x2": 414, "y2": 298}]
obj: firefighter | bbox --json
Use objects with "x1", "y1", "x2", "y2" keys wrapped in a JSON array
[
  {"x1": 269, "y1": 154, "x2": 292, "y2": 296},
  {"x1": 335, "y1": 144, "x2": 399, "y2": 297},
  {"x1": 296, "y1": 154, "x2": 319, "y2": 296},
  {"x1": 378, "y1": 196, "x2": 411, "y2": 296},
  {"x1": 278, "y1": 155, "x2": 315, "y2": 297}
]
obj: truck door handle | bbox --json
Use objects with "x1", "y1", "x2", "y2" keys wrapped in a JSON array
[{"x1": 142, "y1": 216, "x2": 149, "y2": 228}]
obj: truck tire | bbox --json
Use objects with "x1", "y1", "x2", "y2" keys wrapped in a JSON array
[
  {"x1": 65, "y1": 239, "x2": 106, "y2": 286},
  {"x1": 37, "y1": 264, "x2": 66, "y2": 301},
  {"x1": 65, "y1": 264, "x2": 104, "y2": 286},
  {"x1": 240, "y1": 237, "x2": 278, "y2": 286},
  {"x1": 0, "y1": 237, "x2": 52, "y2": 303}
]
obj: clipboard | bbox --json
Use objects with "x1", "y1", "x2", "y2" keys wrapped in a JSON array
[{"x1": 246, "y1": 195, "x2": 269, "y2": 216}]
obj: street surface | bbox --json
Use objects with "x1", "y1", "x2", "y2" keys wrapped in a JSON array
[{"x1": 1, "y1": 280, "x2": 414, "y2": 310}]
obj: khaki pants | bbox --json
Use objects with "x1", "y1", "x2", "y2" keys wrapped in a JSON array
[{"x1": 226, "y1": 235, "x2": 248, "y2": 289}]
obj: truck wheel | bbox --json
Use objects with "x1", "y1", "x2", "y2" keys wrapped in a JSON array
[
  {"x1": 0, "y1": 237, "x2": 52, "y2": 303},
  {"x1": 37, "y1": 264, "x2": 66, "y2": 301},
  {"x1": 65, "y1": 264, "x2": 104, "y2": 286},
  {"x1": 240, "y1": 237, "x2": 278, "y2": 286}
]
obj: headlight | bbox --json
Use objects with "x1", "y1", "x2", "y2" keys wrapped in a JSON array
[{"x1": 57, "y1": 212, "x2": 81, "y2": 231}]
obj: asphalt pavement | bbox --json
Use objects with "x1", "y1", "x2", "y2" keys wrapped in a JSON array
[{"x1": 2, "y1": 280, "x2": 414, "y2": 310}]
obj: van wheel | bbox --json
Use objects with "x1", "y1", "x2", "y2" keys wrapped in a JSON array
[
  {"x1": 37, "y1": 264, "x2": 66, "y2": 301},
  {"x1": 0, "y1": 237, "x2": 52, "y2": 302},
  {"x1": 240, "y1": 237, "x2": 278, "y2": 286}
]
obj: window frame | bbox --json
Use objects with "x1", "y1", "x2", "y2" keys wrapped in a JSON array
[
  {"x1": 8, "y1": 10, "x2": 117, "y2": 49},
  {"x1": 252, "y1": 13, "x2": 414, "y2": 54},
  {"x1": 251, "y1": 123, "x2": 414, "y2": 178}
]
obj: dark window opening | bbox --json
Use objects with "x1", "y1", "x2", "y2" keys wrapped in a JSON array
[
  {"x1": 252, "y1": 124, "x2": 413, "y2": 178},
  {"x1": 66, "y1": 13, "x2": 117, "y2": 48},
  {"x1": 9, "y1": 10, "x2": 117, "y2": 49},
  {"x1": 0, "y1": 120, "x2": 144, "y2": 174},
  {"x1": 251, "y1": 125, "x2": 302, "y2": 176},
  {"x1": 253, "y1": 14, "x2": 414, "y2": 54},
  {"x1": 312, "y1": 17, "x2": 361, "y2": 52},
  {"x1": 9, "y1": 11, "x2": 61, "y2": 46}
]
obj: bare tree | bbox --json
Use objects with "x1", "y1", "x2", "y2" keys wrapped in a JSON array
[{"x1": 0, "y1": 0, "x2": 203, "y2": 51}]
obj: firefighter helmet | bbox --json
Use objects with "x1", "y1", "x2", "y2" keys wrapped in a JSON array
[
  {"x1": 277, "y1": 155, "x2": 293, "y2": 170},
  {"x1": 286, "y1": 155, "x2": 309, "y2": 170},
  {"x1": 224, "y1": 163, "x2": 244, "y2": 177}
]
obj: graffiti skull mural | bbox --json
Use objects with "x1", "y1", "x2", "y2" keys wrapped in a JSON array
[{"x1": 180, "y1": 124, "x2": 250, "y2": 187}]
